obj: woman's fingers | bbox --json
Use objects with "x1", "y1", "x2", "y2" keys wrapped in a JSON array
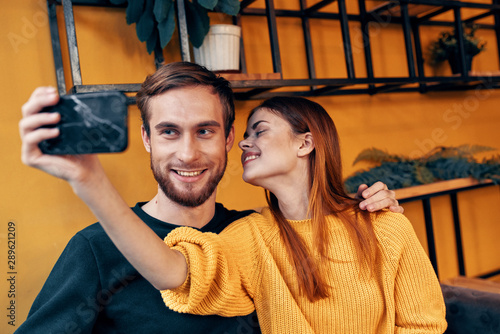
[{"x1": 358, "y1": 182, "x2": 404, "y2": 213}]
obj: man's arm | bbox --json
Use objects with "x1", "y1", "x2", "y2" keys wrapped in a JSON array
[
  {"x1": 356, "y1": 182, "x2": 404, "y2": 214},
  {"x1": 15, "y1": 234, "x2": 101, "y2": 333},
  {"x1": 20, "y1": 87, "x2": 187, "y2": 292}
]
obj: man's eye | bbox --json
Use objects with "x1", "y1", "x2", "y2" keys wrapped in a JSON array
[
  {"x1": 199, "y1": 129, "x2": 214, "y2": 136},
  {"x1": 163, "y1": 129, "x2": 177, "y2": 136}
]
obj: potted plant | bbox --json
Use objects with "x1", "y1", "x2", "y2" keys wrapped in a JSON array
[
  {"x1": 427, "y1": 24, "x2": 486, "y2": 74},
  {"x1": 343, "y1": 145, "x2": 499, "y2": 193},
  {"x1": 192, "y1": 22, "x2": 241, "y2": 72},
  {"x1": 110, "y1": 0, "x2": 240, "y2": 56}
]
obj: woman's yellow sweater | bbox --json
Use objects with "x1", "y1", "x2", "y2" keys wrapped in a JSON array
[{"x1": 161, "y1": 209, "x2": 447, "y2": 333}]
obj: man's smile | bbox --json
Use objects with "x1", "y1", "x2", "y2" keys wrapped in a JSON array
[{"x1": 174, "y1": 170, "x2": 204, "y2": 177}]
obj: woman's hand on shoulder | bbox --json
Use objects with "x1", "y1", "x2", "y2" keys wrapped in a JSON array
[{"x1": 356, "y1": 182, "x2": 404, "y2": 214}]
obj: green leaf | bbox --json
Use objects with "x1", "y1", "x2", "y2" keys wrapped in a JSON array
[
  {"x1": 126, "y1": 0, "x2": 145, "y2": 24},
  {"x1": 425, "y1": 145, "x2": 497, "y2": 161},
  {"x1": 158, "y1": 5, "x2": 176, "y2": 48},
  {"x1": 215, "y1": 0, "x2": 240, "y2": 16},
  {"x1": 198, "y1": 0, "x2": 218, "y2": 11},
  {"x1": 352, "y1": 147, "x2": 404, "y2": 166},
  {"x1": 146, "y1": 24, "x2": 159, "y2": 54},
  {"x1": 185, "y1": 1, "x2": 210, "y2": 48},
  {"x1": 153, "y1": 0, "x2": 172, "y2": 22},
  {"x1": 109, "y1": 0, "x2": 127, "y2": 5},
  {"x1": 136, "y1": 0, "x2": 155, "y2": 42},
  {"x1": 457, "y1": 144, "x2": 496, "y2": 156},
  {"x1": 414, "y1": 165, "x2": 435, "y2": 184},
  {"x1": 345, "y1": 145, "x2": 500, "y2": 192}
]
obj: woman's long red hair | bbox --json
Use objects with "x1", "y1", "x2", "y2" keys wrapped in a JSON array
[{"x1": 249, "y1": 97, "x2": 380, "y2": 302}]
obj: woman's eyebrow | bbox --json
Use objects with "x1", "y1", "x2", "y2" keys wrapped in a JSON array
[
  {"x1": 243, "y1": 120, "x2": 267, "y2": 139},
  {"x1": 252, "y1": 120, "x2": 266, "y2": 130}
]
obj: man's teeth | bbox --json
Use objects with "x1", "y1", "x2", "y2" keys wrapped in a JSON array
[
  {"x1": 244, "y1": 155, "x2": 259, "y2": 162},
  {"x1": 176, "y1": 170, "x2": 202, "y2": 177}
]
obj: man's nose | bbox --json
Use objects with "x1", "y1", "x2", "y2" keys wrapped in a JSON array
[{"x1": 177, "y1": 136, "x2": 200, "y2": 163}]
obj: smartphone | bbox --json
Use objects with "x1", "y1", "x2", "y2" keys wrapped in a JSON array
[{"x1": 39, "y1": 91, "x2": 128, "y2": 154}]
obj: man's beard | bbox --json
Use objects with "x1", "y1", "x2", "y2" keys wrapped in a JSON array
[{"x1": 150, "y1": 153, "x2": 227, "y2": 207}]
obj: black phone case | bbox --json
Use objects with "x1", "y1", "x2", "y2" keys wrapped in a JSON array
[{"x1": 39, "y1": 91, "x2": 128, "y2": 154}]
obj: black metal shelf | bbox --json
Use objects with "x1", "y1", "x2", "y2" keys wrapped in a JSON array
[
  {"x1": 48, "y1": 0, "x2": 500, "y2": 100},
  {"x1": 396, "y1": 178, "x2": 499, "y2": 280}
]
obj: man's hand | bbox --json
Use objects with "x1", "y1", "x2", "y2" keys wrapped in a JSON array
[
  {"x1": 356, "y1": 182, "x2": 404, "y2": 214},
  {"x1": 19, "y1": 86, "x2": 101, "y2": 186},
  {"x1": 20, "y1": 88, "x2": 188, "y2": 292}
]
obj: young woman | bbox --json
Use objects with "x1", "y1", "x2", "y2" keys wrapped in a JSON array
[
  {"x1": 160, "y1": 97, "x2": 447, "y2": 333},
  {"x1": 20, "y1": 86, "x2": 446, "y2": 332}
]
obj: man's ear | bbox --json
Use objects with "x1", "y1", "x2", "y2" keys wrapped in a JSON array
[
  {"x1": 225, "y1": 125, "x2": 235, "y2": 151},
  {"x1": 297, "y1": 132, "x2": 314, "y2": 157},
  {"x1": 141, "y1": 125, "x2": 151, "y2": 153}
]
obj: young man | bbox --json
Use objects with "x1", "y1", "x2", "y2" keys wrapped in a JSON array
[{"x1": 16, "y1": 62, "x2": 403, "y2": 333}]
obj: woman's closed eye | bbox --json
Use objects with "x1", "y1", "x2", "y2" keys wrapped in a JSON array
[{"x1": 255, "y1": 130, "x2": 266, "y2": 137}]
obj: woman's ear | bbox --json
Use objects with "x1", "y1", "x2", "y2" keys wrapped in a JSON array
[{"x1": 297, "y1": 132, "x2": 314, "y2": 157}]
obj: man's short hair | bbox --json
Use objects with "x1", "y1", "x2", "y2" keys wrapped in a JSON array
[{"x1": 136, "y1": 62, "x2": 235, "y2": 138}]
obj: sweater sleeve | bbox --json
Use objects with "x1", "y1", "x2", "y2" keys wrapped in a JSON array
[
  {"x1": 161, "y1": 225, "x2": 256, "y2": 317},
  {"x1": 378, "y1": 213, "x2": 447, "y2": 333},
  {"x1": 15, "y1": 233, "x2": 101, "y2": 334}
]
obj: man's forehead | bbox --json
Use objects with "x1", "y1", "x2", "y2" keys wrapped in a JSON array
[{"x1": 149, "y1": 86, "x2": 224, "y2": 124}]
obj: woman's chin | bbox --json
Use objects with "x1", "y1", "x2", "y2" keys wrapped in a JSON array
[{"x1": 242, "y1": 173, "x2": 261, "y2": 187}]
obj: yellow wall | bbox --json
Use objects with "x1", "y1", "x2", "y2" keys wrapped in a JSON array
[{"x1": 1, "y1": 1, "x2": 499, "y2": 332}]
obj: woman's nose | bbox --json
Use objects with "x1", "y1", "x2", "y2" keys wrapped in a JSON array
[{"x1": 238, "y1": 138, "x2": 253, "y2": 150}]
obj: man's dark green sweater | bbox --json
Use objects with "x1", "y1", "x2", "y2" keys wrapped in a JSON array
[{"x1": 15, "y1": 203, "x2": 260, "y2": 334}]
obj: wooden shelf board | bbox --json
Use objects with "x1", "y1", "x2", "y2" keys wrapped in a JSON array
[
  {"x1": 469, "y1": 70, "x2": 500, "y2": 77},
  {"x1": 370, "y1": 2, "x2": 439, "y2": 17},
  {"x1": 218, "y1": 72, "x2": 282, "y2": 81},
  {"x1": 394, "y1": 177, "x2": 494, "y2": 201}
]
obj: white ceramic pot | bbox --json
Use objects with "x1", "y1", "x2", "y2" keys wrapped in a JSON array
[{"x1": 193, "y1": 24, "x2": 241, "y2": 71}]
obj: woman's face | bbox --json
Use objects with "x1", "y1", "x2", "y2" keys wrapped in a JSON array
[{"x1": 238, "y1": 108, "x2": 305, "y2": 188}]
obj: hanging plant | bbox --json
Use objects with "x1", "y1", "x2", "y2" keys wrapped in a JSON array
[
  {"x1": 344, "y1": 145, "x2": 500, "y2": 193},
  {"x1": 427, "y1": 24, "x2": 486, "y2": 73},
  {"x1": 110, "y1": 0, "x2": 240, "y2": 54}
]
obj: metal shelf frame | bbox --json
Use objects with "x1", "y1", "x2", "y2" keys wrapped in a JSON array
[
  {"x1": 47, "y1": 0, "x2": 500, "y2": 100},
  {"x1": 398, "y1": 180, "x2": 500, "y2": 280}
]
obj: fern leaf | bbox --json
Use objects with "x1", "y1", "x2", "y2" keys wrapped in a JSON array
[
  {"x1": 414, "y1": 165, "x2": 435, "y2": 184},
  {"x1": 457, "y1": 144, "x2": 497, "y2": 156},
  {"x1": 345, "y1": 145, "x2": 500, "y2": 192},
  {"x1": 352, "y1": 147, "x2": 404, "y2": 166}
]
